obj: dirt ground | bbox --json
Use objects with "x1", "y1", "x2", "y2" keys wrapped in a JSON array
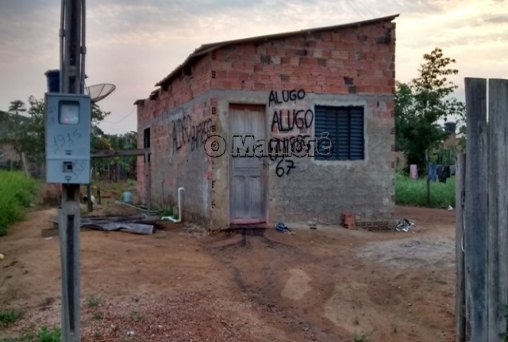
[{"x1": 0, "y1": 205, "x2": 456, "y2": 341}]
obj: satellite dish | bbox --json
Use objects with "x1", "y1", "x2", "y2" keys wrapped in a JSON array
[{"x1": 85, "y1": 83, "x2": 116, "y2": 103}]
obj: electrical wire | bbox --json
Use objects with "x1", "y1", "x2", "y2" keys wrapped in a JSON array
[{"x1": 102, "y1": 108, "x2": 136, "y2": 124}]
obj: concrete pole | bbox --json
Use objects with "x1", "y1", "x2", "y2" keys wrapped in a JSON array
[{"x1": 59, "y1": 0, "x2": 85, "y2": 340}]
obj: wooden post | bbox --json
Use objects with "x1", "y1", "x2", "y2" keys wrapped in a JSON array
[
  {"x1": 86, "y1": 184, "x2": 93, "y2": 212},
  {"x1": 464, "y1": 78, "x2": 488, "y2": 341},
  {"x1": 425, "y1": 149, "x2": 430, "y2": 206},
  {"x1": 455, "y1": 153, "x2": 466, "y2": 342},
  {"x1": 86, "y1": 162, "x2": 93, "y2": 212},
  {"x1": 21, "y1": 152, "x2": 29, "y2": 177},
  {"x1": 487, "y1": 79, "x2": 508, "y2": 340}
]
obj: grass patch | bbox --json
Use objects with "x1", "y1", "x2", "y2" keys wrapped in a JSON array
[
  {"x1": 395, "y1": 173, "x2": 455, "y2": 208},
  {"x1": 129, "y1": 311, "x2": 146, "y2": 322},
  {"x1": 36, "y1": 326, "x2": 60, "y2": 342},
  {"x1": 353, "y1": 335, "x2": 369, "y2": 342},
  {"x1": 0, "y1": 171, "x2": 38, "y2": 236},
  {"x1": 0, "y1": 325, "x2": 60, "y2": 342},
  {"x1": 0, "y1": 310, "x2": 23, "y2": 328},
  {"x1": 92, "y1": 312, "x2": 104, "y2": 321},
  {"x1": 86, "y1": 295, "x2": 102, "y2": 309}
]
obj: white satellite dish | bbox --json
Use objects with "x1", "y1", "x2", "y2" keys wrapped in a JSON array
[{"x1": 85, "y1": 83, "x2": 116, "y2": 103}]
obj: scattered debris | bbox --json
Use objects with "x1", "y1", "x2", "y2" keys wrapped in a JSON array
[
  {"x1": 0, "y1": 253, "x2": 4, "y2": 260},
  {"x1": 356, "y1": 220, "x2": 392, "y2": 231},
  {"x1": 183, "y1": 224, "x2": 206, "y2": 236},
  {"x1": 307, "y1": 220, "x2": 317, "y2": 230},
  {"x1": 83, "y1": 222, "x2": 154, "y2": 235},
  {"x1": 114, "y1": 200, "x2": 161, "y2": 216},
  {"x1": 275, "y1": 222, "x2": 292, "y2": 233},
  {"x1": 82, "y1": 194, "x2": 96, "y2": 204},
  {"x1": 42, "y1": 227, "x2": 58, "y2": 238},
  {"x1": 80, "y1": 215, "x2": 157, "y2": 235},
  {"x1": 395, "y1": 218, "x2": 415, "y2": 232},
  {"x1": 81, "y1": 215, "x2": 158, "y2": 225},
  {"x1": 341, "y1": 212, "x2": 355, "y2": 229},
  {"x1": 448, "y1": 205, "x2": 454, "y2": 211}
]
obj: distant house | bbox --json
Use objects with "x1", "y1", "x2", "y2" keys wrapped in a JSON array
[
  {"x1": 0, "y1": 111, "x2": 28, "y2": 170},
  {"x1": 135, "y1": 15, "x2": 398, "y2": 229}
]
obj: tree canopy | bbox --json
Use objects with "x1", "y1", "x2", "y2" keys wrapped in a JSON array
[
  {"x1": 2, "y1": 97, "x2": 45, "y2": 165},
  {"x1": 1, "y1": 97, "x2": 117, "y2": 174},
  {"x1": 395, "y1": 48, "x2": 465, "y2": 169}
]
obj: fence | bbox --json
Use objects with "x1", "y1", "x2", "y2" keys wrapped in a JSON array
[{"x1": 456, "y1": 78, "x2": 508, "y2": 341}]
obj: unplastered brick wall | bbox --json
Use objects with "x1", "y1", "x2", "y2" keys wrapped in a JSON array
[
  {"x1": 209, "y1": 21, "x2": 395, "y2": 95},
  {"x1": 158, "y1": 57, "x2": 213, "y2": 110},
  {"x1": 136, "y1": 17, "x2": 396, "y2": 226},
  {"x1": 136, "y1": 54, "x2": 215, "y2": 210},
  {"x1": 137, "y1": 55, "x2": 213, "y2": 126},
  {"x1": 137, "y1": 95, "x2": 217, "y2": 224}
]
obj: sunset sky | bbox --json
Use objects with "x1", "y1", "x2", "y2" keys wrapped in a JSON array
[{"x1": 0, "y1": 0, "x2": 506, "y2": 134}]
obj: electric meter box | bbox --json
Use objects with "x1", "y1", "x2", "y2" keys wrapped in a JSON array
[{"x1": 45, "y1": 93, "x2": 91, "y2": 184}]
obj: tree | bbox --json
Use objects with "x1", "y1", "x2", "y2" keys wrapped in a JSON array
[
  {"x1": 23, "y1": 97, "x2": 46, "y2": 165},
  {"x1": 395, "y1": 48, "x2": 465, "y2": 170},
  {"x1": 3, "y1": 96, "x2": 111, "y2": 176},
  {"x1": 92, "y1": 103, "x2": 110, "y2": 124},
  {"x1": 92, "y1": 130, "x2": 138, "y2": 181},
  {"x1": 8, "y1": 100, "x2": 26, "y2": 115},
  {"x1": 3, "y1": 100, "x2": 30, "y2": 162}
]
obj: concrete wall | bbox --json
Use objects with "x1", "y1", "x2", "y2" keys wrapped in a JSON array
[
  {"x1": 137, "y1": 96, "x2": 217, "y2": 225},
  {"x1": 268, "y1": 92, "x2": 394, "y2": 224},
  {"x1": 137, "y1": 18, "x2": 396, "y2": 228}
]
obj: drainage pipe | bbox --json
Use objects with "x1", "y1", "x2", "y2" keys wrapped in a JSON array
[{"x1": 161, "y1": 187, "x2": 184, "y2": 223}]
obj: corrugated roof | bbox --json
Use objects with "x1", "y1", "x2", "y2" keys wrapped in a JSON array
[{"x1": 155, "y1": 14, "x2": 398, "y2": 89}]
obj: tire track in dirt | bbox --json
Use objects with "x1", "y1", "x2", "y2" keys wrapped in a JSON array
[{"x1": 206, "y1": 230, "x2": 348, "y2": 341}]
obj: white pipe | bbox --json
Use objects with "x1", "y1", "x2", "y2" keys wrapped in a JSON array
[{"x1": 161, "y1": 187, "x2": 184, "y2": 223}]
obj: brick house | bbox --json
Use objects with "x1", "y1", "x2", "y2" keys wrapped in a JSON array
[{"x1": 136, "y1": 15, "x2": 397, "y2": 229}]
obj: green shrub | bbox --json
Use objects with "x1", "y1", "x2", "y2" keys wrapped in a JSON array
[
  {"x1": 86, "y1": 294, "x2": 102, "y2": 308},
  {"x1": 0, "y1": 309, "x2": 23, "y2": 328},
  {"x1": 353, "y1": 335, "x2": 369, "y2": 342},
  {"x1": 0, "y1": 325, "x2": 61, "y2": 342},
  {"x1": 395, "y1": 173, "x2": 455, "y2": 208},
  {"x1": 0, "y1": 171, "x2": 38, "y2": 236},
  {"x1": 37, "y1": 326, "x2": 60, "y2": 342}
]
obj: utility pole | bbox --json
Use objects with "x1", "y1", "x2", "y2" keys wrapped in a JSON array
[{"x1": 59, "y1": 0, "x2": 86, "y2": 340}]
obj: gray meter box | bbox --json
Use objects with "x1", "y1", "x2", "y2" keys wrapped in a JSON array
[{"x1": 45, "y1": 93, "x2": 91, "y2": 184}]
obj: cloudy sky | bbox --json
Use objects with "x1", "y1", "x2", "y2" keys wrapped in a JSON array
[{"x1": 0, "y1": 0, "x2": 506, "y2": 134}]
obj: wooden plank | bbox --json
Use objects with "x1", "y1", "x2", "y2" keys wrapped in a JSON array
[
  {"x1": 464, "y1": 78, "x2": 488, "y2": 341},
  {"x1": 456, "y1": 153, "x2": 466, "y2": 342},
  {"x1": 91, "y1": 148, "x2": 150, "y2": 158},
  {"x1": 487, "y1": 79, "x2": 508, "y2": 340}
]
